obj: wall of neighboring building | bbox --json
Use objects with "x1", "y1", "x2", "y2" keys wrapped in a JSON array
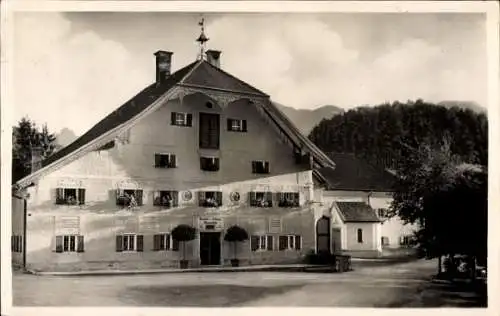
[
  {"x1": 23, "y1": 94, "x2": 316, "y2": 272},
  {"x1": 11, "y1": 196, "x2": 25, "y2": 267},
  {"x1": 369, "y1": 192, "x2": 418, "y2": 249}
]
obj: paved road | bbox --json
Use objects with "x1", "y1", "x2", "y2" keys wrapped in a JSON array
[{"x1": 11, "y1": 259, "x2": 485, "y2": 307}]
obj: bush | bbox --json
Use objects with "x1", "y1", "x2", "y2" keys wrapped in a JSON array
[{"x1": 171, "y1": 224, "x2": 196, "y2": 262}]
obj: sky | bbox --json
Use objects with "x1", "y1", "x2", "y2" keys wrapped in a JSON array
[{"x1": 13, "y1": 12, "x2": 487, "y2": 135}]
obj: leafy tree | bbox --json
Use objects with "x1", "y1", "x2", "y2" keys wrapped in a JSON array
[
  {"x1": 224, "y1": 225, "x2": 249, "y2": 266},
  {"x1": 390, "y1": 139, "x2": 487, "y2": 276},
  {"x1": 171, "y1": 224, "x2": 196, "y2": 268},
  {"x1": 12, "y1": 117, "x2": 57, "y2": 183}
]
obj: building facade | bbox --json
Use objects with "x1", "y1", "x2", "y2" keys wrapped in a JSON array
[{"x1": 12, "y1": 33, "x2": 416, "y2": 272}]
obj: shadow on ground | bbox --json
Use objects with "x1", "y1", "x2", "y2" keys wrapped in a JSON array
[{"x1": 118, "y1": 284, "x2": 305, "y2": 306}]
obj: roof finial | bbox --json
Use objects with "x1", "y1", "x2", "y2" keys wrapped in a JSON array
[{"x1": 196, "y1": 16, "x2": 209, "y2": 60}]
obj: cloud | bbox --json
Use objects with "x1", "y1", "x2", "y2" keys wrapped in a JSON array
[
  {"x1": 14, "y1": 13, "x2": 150, "y2": 134},
  {"x1": 13, "y1": 13, "x2": 486, "y2": 135}
]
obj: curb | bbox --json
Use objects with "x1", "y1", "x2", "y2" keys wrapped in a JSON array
[{"x1": 25, "y1": 265, "x2": 339, "y2": 276}]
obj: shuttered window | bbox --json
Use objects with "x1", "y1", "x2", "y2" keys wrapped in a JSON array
[
  {"x1": 199, "y1": 191, "x2": 223, "y2": 207},
  {"x1": 277, "y1": 192, "x2": 300, "y2": 207},
  {"x1": 250, "y1": 235, "x2": 274, "y2": 251},
  {"x1": 199, "y1": 113, "x2": 220, "y2": 149},
  {"x1": 153, "y1": 191, "x2": 179, "y2": 207},
  {"x1": 11, "y1": 236, "x2": 23, "y2": 252},
  {"x1": 200, "y1": 157, "x2": 220, "y2": 172},
  {"x1": 249, "y1": 192, "x2": 273, "y2": 207},
  {"x1": 227, "y1": 119, "x2": 247, "y2": 132},
  {"x1": 153, "y1": 233, "x2": 172, "y2": 251},
  {"x1": 55, "y1": 235, "x2": 84, "y2": 253},
  {"x1": 55, "y1": 188, "x2": 86, "y2": 205},
  {"x1": 251, "y1": 161, "x2": 270, "y2": 174},
  {"x1": 155, "y1": 153, "x2": 177, "y2": 168},
  {"x1": 116, "y1": 234, "x2": 143, "y2": 252},
  {"x1": 357, "y1": 229, "x2": 363, "y2": 243},
  {"x1": 280, "y1": 235, "x2": 302, "y2": 250},
  {"x1": 279, "y1": 235, "x2": 288, "y2": 251},
  {"x1": 171, "y1": 112, "x2": 192, "y2": 127},
  {"x1": 116, "y1": 189, "x2": 143, "y2": 207}
]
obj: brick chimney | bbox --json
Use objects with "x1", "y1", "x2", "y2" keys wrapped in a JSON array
[
  {"x1": 154, "y1": 50, "x2": 173, "y2": 85},
  {"x1": 206, "y1": 50, "x2": 221, "y2": 68}
]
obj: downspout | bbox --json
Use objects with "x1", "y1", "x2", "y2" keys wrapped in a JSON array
[{"x1": 23, "y1": 198, "x2": 27, "y2": 271}]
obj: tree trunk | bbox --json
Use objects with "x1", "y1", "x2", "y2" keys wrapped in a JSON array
[
  {"x1": 182, "y1": 241, "x2": 186, "y2": 261},
  {"x1": 438, "y1": 255, "x2": 442, "y2": 275},
  {"x1": 233, "y1": 242, "x2": 237, "y2": 260}
]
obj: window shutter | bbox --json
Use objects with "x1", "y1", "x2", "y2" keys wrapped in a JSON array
[
  {"x1": 56, "y1": 188, "x2": 64, "y2": 204},
  {"x1": 249, "y1": 192, "x2": 257, "y2": 206},
  {"x1": 116, "y1": 235, "x2": 123, "y2": 252},
  {"x1": 55, "y1": 236, "x2": 63, "y2": 253},
  {"x1": 116, "y1": 189, "x2": 124, "y2": 205},
  {"x1": 251, "y1": 161, "x2": 257, "y2": 173},
  {"x1": 166, "y1": 234, "x2": 171, "y2": 250},
  {"x1": 251, "y1": 236, "x2": 259, "y2": 251},
  {"x1": 198, "y1": 191, "x2": 206, "y2": 206},
  {"x1": 295, "y1": 236, "x2": 301, "y2": 250},
  {"x1": 170, "y1": 154, "x2": 177, "y2": 168},
  {"x1": 78, "y1": 189, "x2": 86, "y2": 205},
  {"x1": 227, "y1": 119, "x2": 232, "y2": 131},
  {"x1": 173, "y1": 191, "x2": 179, "y2": 207},
  {"x1": 11, "y1": 236, "x2": 14, "y2": 252},
  {"x1": 279, "y1": 236, "x2": 287, "y2": 251},
  {"x1": 215, "y1": 158, "x2": 220, "y2": 171},
  {"x1": 200, "y1": 157, "x2": 205, "y2": 170},
  {"x1": 264, "y1": 161, "x2": 270, "y2": 173},
  {"x1": 155, "y1": 154, "x2": 161, "y2": 167},
  {"x1": 186, "y1": 114, "x2": 193, "y2": 127},
  {"x1": 265, "y1": 192, "x2": 273, "y2": 206},
  {"x1": 216, "y1": 192, "x2": 223, "y2": 205},
  {"x1": 242, "y1": 120, "x2": 247, "y2": 132},
  {"x1": 136, "y1": 235, "x2": 144, "y2": 252},
  {"x1": 277, "y1": 192, "x2": 283, "y2": 204},
  {"x1": 153, "y1": 234, "x2": 160, "y2": 251},
  {"x1": 153, "y1": 191, "x2": 160, "y2": 206},
  {"x1": 172, "y1": 239, "x2": 180, "y2": 251},
  {"x1": 171, "y1": 112, "x2": 176, "y2": 125},
  {"x1": 266, "y1": 236, "x2": 273, "y2": 251},
  {"x1": 136, "y1": 190, "x2": 143, "y2": 206},
  {"x1": 77, "y1": 235, "x2": 85, "y2": 252}
]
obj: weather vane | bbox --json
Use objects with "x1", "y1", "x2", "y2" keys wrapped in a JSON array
[{"x1": 196, "y1": 16, "x2": 209, "y2": 60}]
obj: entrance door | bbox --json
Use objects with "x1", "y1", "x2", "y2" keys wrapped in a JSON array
[
  {"x1": 199, "y1": 113, "x2": 220, "y2": 149},
  {"x1": 200, "y1": 232, "x2": 221, "y2": 265},
  {"x1": 316, "y1": 216, "x2": 331, "y2": 254}
]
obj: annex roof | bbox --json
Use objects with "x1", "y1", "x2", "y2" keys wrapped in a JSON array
[{"x1": 335, "y1": 201, "x2": 381, "y2": 223}]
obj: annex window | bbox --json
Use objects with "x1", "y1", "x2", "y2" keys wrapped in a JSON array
[
  {"x1": 55, "y1": 235, "x2": 84, "y2": 253},
  {"x1": 116, "y1": 234, "x2": 144, "y2": 252},
  {"x1": 153, "y1": 191, "x2": 179, "y2": 208},
  {"x1": 400, "y1": 235, "x2": 413, "y2": 246},
  {"x1": 55, "y1": 188, "x2": 86, "y2": 205},
  {"x1": 116, "y1": 189, "x2": 143, "y2": 207},
  {"x1": 153, "y1": 233, "x2": 172, "y2": 251},
  {"x1": 279, "y1": 235, "x2": 302, "y2": 251},
  {"x1": 11, "y1": 235, "x2": 23, "y2": 253},
  {"x1": 277, "y1": 192, "x2": 300, "y2": 207},
  {"x1": 227, "y1": 119, "x2": 247, "y2": 132},
  {"x1": 155, "y1": 153, "x2": 176, "y2": 168},
  {"x1": 357, "y1": 229, "x2": 363, "y2": 243},
  {"x1": 198, "y1": 191, "x2": 223, "y2": 207},
  {"x1": 251, "y1": 235, "x2": 274, "y2": 251},
  {"x1": 171, "y1": 112, "x2": 192, "y2": 127},
  {"x1": 381, "y1": 236, "x2": 390, "y2": 246},
  {"x1": 377, "y1": 208, "x2": 388, "y2": 218},
  {"x1": 251, "y1": 161, "x2": 270, "y2": 174},
  {"x1": 200, "y1": 157, "x2": 220, "y2": 172},
  {"x1": 249, "y1": 192, "x2": 273, "y2": 208}
]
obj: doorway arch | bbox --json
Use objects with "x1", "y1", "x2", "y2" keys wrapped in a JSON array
[{"x1": 316, "y1": 216, "x2": 331, "y2": 254}]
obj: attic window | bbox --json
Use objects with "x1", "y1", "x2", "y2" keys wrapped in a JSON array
[
  {"x1": 252, "y1": 161, "x2": 270, "y2": 174},
  {"x1": 55, "y1": 188, "x2": 85, "y2": 205}
]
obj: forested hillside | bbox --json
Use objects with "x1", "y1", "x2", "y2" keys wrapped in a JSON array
[{"x1": 308, "y1": 99, "x2": 488, "y2": 169}]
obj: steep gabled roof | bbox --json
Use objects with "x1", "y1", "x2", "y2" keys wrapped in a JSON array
[
  {"x1": 15, "y1": 58, "x2": 335, "y2": 189},
  {"x1": 318, "y1": 153, "x2": 396, "y2": 192},
  {"x1": 336, "y1": 202, "x2": 381, "y2": 223},
  {"x1": 180, "y1": 61, "x2": 268, "y2": 96}
]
